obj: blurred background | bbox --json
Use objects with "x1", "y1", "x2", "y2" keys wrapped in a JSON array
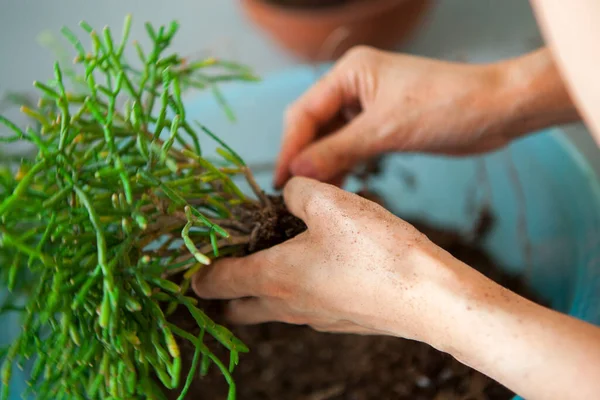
[
  {"x1": 2, "y1": 3, "x2": 600, "y2": 397},
  {"x1": 0, "y1": 0, "x2": 598, "y2": 172}
]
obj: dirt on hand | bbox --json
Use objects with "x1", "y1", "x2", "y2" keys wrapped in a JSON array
[{"x1": 166, "y1": 192, "x2": 535, "y2": 400}]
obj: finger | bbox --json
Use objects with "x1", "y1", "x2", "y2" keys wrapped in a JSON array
[
  {"x1": 311, "y1": 322, "x2": 374, "y2": 335},
  {"x1": 225, "y1": 298, "x2": 277, "y2": 325},
  {"x1": 192, "y1": 253, "x2": 264, "y2": 300},
  {"x1": 273, "y1": 113, "x2": 315, "y2": 189},
  {"x1": 289, "y1": 113, "x2": 380, "y2": 182},
  {"x1": 282, "y1": 176, "x2": 337, "y2": 226},
  {"x1": 274, "y1": 66, "x2": 352, "y2": 189}
]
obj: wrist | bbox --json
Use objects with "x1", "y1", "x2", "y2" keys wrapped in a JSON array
[
  {"x1": 389, "y1": 244, "x2": 514, "y2": 354},
  {"x1": 487, "y1": 47, "x2": 580, "y2": 141},
  {"x1": 413, "y1": 253, "x2": 491, "y2": 350},
  {"x1": 377, "y1": 243, "x2": 488, "y2": 347}
]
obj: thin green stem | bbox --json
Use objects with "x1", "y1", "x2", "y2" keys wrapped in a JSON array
[{"x1": 0, "y1": 15, "x2": 257, "y2": 400}]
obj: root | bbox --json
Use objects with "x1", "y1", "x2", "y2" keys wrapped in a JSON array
[
  {"x1": 198, "y1": 235, "x2": 251, "y2": 255},
  {"x1": 245, "y1": 161, "x2": 275, "y2": 174},
  {"x1": 248, "y1": 223, "x2": 261, "y2": 253},
  {"x1": 140, "y1": 221, "x2": 185, "y2": 249},
  {"x1": 243, "y1": 166, "x2": 272, "y2": 209},
  {"x1": 209, "y1": 218, "x2": 252, "y2": 234}
]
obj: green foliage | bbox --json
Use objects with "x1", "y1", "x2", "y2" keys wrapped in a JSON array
[{"x1": 0, "y1": 15, "x2": 261, "y2": 400}]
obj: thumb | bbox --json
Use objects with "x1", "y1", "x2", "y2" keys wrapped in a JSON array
[{"x1": 289, "y1": 113, "x2": 379, "y2": 182}]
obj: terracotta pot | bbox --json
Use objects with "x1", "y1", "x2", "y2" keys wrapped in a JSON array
[{"x1": 240, "y1": 0, "x2": 432, "y2": 61}]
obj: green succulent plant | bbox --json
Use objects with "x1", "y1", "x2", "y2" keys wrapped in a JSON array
[{"x1": 0, "y1": 15, "x2": 270, "y2": 400}]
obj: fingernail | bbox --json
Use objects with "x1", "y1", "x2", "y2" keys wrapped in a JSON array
[
  {"x1": 272, "y1": 174, "x2": 280, "y2": 190},
  {"x1": 272, "y1": 169, "x2": 287, "y2": 190}
]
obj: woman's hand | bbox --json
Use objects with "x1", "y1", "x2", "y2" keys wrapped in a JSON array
[
  {"x1": 193, "y1": 177, "x2": 472, "y2": 344},
  {"x1": 193, "y1": 177, "x2": 600, "y2": 400},
  {"x1": 274, "y1": 46, "x2": 578, "y2": 187}
]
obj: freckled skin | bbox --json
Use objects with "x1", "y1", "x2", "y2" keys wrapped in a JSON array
[
  {"x1": 195, "y1": 35, "x2": 600, "y2": 399},
  {"x1": 194, "y1": 177, "x2": 600, "y2": 400},
  {"x1": 273, "y1": 47, "x2": 579, "y2": 188},
  {"x1": 195, "y1": 177, "x2": 465, "y2": 340}
]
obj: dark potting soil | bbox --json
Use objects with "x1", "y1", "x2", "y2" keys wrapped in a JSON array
[
  {"x1": 167, "y1": 195, "x2": 536, "y2": 400},
  {"x1": 232, "y1": 195, "x2": 307, "y2": 254}
]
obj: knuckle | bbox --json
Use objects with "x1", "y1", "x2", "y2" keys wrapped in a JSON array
[
  {"x1": 307, "y1": 184, "x2": 350, "y2": 216},
  {"x1": 256, "y1": 252, "x2": 295, "y2": 298},
  {"x1": 268, "y1": 283, "x2": 295, "y2": 301},
  {"x1": 303, "y1": 186, "x2": 337, "y2": 218},
  {"x1": 343, "y1": 45, "x2": 377, "y2": 63},
  {"x1": 262, "y1": 272, "x2": 295, "y2": 300},
  {"x1": 302, "y1": 186, "x2": 361, "y2": 230}
]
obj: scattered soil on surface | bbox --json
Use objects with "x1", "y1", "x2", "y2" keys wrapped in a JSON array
[{"x1": 167, "y1": 193, "x2": 538, "y2": 400}]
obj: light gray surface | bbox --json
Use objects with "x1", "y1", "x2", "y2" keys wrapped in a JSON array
[{"x1": 0, "y1": 0, "x2": 598, "y2": 172}]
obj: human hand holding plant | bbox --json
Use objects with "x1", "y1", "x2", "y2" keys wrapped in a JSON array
[
  {"x1": 194, "y1": 176, "x2": 600, "y2": 400},
  {"x1": 194, "y1": 176, "x2": 471, "y2": 343},
  {"x1": 274, "y1": 46, "x2": 579, "y2": 187}
]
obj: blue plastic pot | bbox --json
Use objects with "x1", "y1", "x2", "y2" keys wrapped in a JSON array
[
  {"x1": 2, "y1": 66, "x2": 600, "y2": 399},
  {"x1": 185, "y1": 66, "x2": 600, "y2": 400}
]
